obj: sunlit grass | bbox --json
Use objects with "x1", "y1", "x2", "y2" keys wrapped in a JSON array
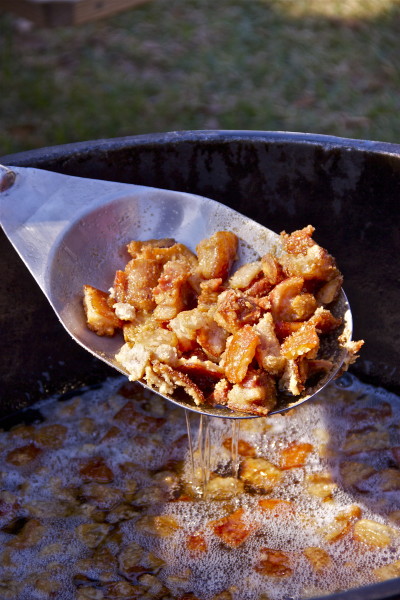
[
  {"x1": 1, "y1": 0, "x2": 400, "y2": 155},
  {"x1": 275, "y1": 0, "x2": 399, "y2": 19}
]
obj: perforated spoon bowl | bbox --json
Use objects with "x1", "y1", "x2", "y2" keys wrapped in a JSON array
[{"x1": 0, "y1": 164, "x2": 352, "y2": 418}]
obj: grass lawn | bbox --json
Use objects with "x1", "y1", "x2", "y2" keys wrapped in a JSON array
[{"x1": 1, "y1": 0, "x2": 400, "y2": 155}]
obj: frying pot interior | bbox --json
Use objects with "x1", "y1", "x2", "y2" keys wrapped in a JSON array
[
  {"x1": 1, "y1": 130, "x2": 400, "y2": 417},
  {"x1": 1, "y1": 130, "x2": 400, "y2": 600}
]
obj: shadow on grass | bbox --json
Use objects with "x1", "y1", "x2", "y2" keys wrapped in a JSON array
[{"x1": 0, "y1": 0, "x2": 399, "y2": 155}]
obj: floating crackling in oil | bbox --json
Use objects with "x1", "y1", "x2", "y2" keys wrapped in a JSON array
[{"x1": 1, "y1": 374, "x2": 400, "y2": 600}]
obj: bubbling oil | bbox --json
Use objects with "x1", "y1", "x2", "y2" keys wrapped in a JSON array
[{"x1": 0, "y1": 374, "x2": 400, "y2": 600}]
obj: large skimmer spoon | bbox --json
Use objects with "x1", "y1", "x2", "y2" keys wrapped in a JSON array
[{"x1": 0, "y1": 164, "x2": 352, "y2": 419}]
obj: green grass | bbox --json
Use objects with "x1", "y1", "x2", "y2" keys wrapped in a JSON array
[{"x1": 1, "y1": 0, "x2": 400, "y2": 155}]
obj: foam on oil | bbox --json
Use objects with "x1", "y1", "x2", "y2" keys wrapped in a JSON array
[{"x1": 0, "y1": 374, "x2": 400, "y2": 599}]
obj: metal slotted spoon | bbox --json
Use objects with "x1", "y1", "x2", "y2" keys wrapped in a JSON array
[{"x1": 0, "y1": 164, "x2": 353, "y2": 419}]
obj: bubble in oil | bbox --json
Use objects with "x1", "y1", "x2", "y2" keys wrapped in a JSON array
[{"x1": 334, "y1": 372, "x2": 356, "y2": 389}]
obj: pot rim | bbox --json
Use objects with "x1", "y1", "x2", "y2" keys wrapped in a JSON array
[{"x1": 2, "y1": 129, "x2": 400, "y2": 166}]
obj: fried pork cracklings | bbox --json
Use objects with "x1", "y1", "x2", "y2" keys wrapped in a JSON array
[{"x1": 83, "y1": 227, "x2": 363, "y2": 415}]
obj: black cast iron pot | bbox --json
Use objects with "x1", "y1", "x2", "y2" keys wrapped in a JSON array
[{"x1": 1, "y1": 130, "x2": 400, "y2": 600}]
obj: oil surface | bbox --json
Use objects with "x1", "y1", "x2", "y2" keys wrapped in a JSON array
[{"x1": 0, "y1": 374, "x2": 400, "y2": 600}]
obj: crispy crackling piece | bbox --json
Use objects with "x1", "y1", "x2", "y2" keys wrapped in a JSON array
[{"x1": 83, "y1": 284, "x2": 122, "y2": 336}]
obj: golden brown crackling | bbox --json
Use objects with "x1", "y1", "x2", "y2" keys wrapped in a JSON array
[{"x1": 83, "y1": 226, "x2": 362, "y2": 416}]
